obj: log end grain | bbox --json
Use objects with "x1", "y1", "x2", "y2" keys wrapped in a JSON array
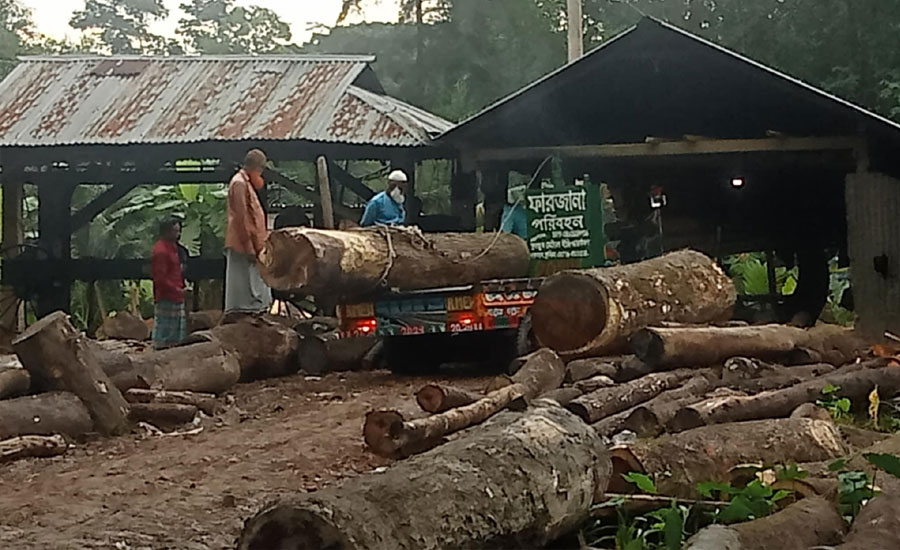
[
  {"x1": 668, "y1": 408, "x2": 705, "y2": 433},
  {"x1": 258, "y1": 229, "x2": 321, "y2": 291},
  {"x1": 565, "y1": 400, "x2": 593, "y2": 423},
  {"x1": 629, "y1": 329, "x2": 665, "y2": 366},
  {"x1": 363, "y1": 410, "x2": 404, "y2": 458},
  {"x1": 238, "y1": 506, "x2": 350, "y2": 550},
  {"x1": 531, "y1": 273, "x2": 608, "y2": 353},
  {"x1": 415, "y1": 385, "x2": 444, "y2": 413}
]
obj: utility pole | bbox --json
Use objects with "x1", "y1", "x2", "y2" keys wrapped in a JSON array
[{"x1": 567, "y1": 0, "x2": 584, "y2": 62}]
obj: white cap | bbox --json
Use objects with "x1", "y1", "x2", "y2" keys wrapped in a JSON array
[{"x1": 388, "y1": 170, "x2": 409, "y2": 183}]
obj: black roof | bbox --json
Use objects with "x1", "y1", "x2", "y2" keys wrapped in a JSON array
[{"x1": 440, "y1": 17, "x2": 900, "y2": 157}]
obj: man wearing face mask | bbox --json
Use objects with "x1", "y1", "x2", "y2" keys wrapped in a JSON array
[
  {"x1": 224, "y1": 149, "x2": 272, "y2": 316},
  {"x1": 360, "y1": 169, "x2": 408, "y2": 227}
]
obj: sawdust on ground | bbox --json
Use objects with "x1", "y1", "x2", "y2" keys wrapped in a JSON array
[{"x1": 0, "y1": 371, "x2": 494, "y2": 549}]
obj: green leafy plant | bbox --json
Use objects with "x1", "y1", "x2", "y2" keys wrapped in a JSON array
[
  {"x1": 837, "y1": 469, "x2": 876, "y2": 521},
  {"x1": 864, "y1": 452, "x2": 900, "y2": 480},
  {"x1": 697, "y1": 479, "x2": 791, "y2": 524},
  {"x1": 623, "y1": 472, "x2": 658, "y2": 495},
  {"x1": 817, "y1": 385, "x2": 853, "y2": 420}
]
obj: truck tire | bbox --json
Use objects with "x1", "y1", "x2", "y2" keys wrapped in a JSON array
[{"x1": 515, "y1": 314, "x2": 536, "y2": 357}]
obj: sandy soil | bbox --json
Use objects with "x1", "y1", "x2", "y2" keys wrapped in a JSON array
[{"x1": 0, "y1": 371, "x2": 493, "y2": 549}]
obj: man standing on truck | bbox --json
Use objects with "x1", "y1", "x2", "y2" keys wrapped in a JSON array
[
  {"x1": 360, "y1": 170, "x2": 408, "y2": 227},
  {"x1": 224, "y1": 149, "x2": 272, "y2": 317}
]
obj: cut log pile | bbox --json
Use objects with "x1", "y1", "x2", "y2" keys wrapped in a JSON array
[{"x1": 233, "y1": 249, "x2": 900, "y2": 549}]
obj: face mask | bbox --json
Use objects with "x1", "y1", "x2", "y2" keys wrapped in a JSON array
[
  {"x1": 390, "y1": 187, "x2": 406, "y2": 204},
  {"x1": 507, "y1": 185, "x2": 526, "y2": 205},
  {"x1": 248, "y1": 170, "x2": 265, "y2": 190}
]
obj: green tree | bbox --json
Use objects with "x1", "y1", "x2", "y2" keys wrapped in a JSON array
[
  {"x1": 0, "y1": 0, "x2": 36, "y2": 77},
  {"x1": 69, "y1": 0, "x2": 179, "y2": 54},
  {"x1": 177, "y1": 0, "x2": 295, "y2": 54}
]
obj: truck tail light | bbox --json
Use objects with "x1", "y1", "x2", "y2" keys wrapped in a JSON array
[{"x1": 351, "y1": 318, "x2": 377, "y2": 335}]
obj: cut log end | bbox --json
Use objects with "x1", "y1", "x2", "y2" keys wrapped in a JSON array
[
  {"x1": 239, "y1": 506, "x2": 349, "y2": 550},
  {"x1": 363, "y1": 410, "x2": 404, "y2": 458},
  {"x1": 566, "y1": 401, "x2": 592, "y2": 423},
  {"x1": 531, "y1": 273, "x2": 608, "y2": 352},
  {"x1": 258, "y1": 231, "x2": 319, "y2": 291},
  {"x1": 668, "y1": 408, "x2": 705, "y2": 433},
  {"x1": 629, "y1": 330, "x2": 665, "y2": 367}
]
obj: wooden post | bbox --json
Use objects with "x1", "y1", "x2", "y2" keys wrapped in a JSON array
[
  {"x1": 0, "y1": 166, "x2": 24, "y2": 341},
  {"x1": 316, "y1": 156, "x2": 335, "y2": 230},
  {"x1": 567, "y1": 0, "x2": 584, "y2": 62}
]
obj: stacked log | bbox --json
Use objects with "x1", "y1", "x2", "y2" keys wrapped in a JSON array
[
  {"x1": 0, "y1": 392, "x2": 93, "y2": 439},
  {"x1": 258, "y1": 227, "x2": 530, "y2": 298},
  {"x1": 202, "y1": 317, "x2": 301, "y2": 381},
  {"x1": 240, "y1": 404, "x2": 610, "y2": 550},
  {"x1": 0, "y1": 366, "x2": 30, "y2": 399},
  {"x1": 298, "y1": 332, "x2": 378, "y2": 375},
  {"x1": 530, "y1": 250, "x2": 736, "y2": 357},
  {"x1": 131, "y1": 341, "x2": 241, "y2": 394}
]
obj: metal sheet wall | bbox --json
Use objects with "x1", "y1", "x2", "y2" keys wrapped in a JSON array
[{"x1": 846, "y1": 172, "x2": 900, "y2": 336}]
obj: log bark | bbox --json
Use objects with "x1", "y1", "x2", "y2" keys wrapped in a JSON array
[
  {"x1": 0, "y1": 392, "x2": 93, "y2": 439},
  {"x1": 13, "y1": 311, "x2": 130, "y2": 436},
  {"x1": 610, "y1": 418, "x2": 847, "y2": 498},
  {"x1": 187, "y1": 309, "x2": 223, "y2": 333},
  {"x1": 131, "y1": 341, "x2": 241, "y2": 394},
  {"x1": 100, "y1": 310, "x2": 150, "y2": 341},
  {"x1": 573, "y1": 375, "x2": 616, "y2": 393},
  {"x1": 565, "y1": 359, "x2": 611, "y2": 383},
  {"x1": 298, "y1": 332, "x2": 378, "y2": 375},
  {"x1": 564, "y1": 356, "x2": 656, "y2": 383},
  {"x1": 0, "y1": 434, "x2": 68, "y2": 463},
  {"x1": 364, "y1": 348, "x2": 564, "y2": 458},
  {"x1": 684, "y1": 497, "x2": 844, "y2": 550},
  {"x1": 123, "y1": 388, "x2": 220, "y2": 416},
  {"x1": 258, "y1": 227, "x2": 530, "y2": 297},
  {"x1": 538, "y1": 387, "x2": 584, "y2": 406},
  {"x1": 833, "y1": 496, "x2": 900, "y2": 550},
  {"x1": 567, "y1": 369, "x2": 694, "y2": 424},
  {"x1": 416, "y1": 384, "x2": 482, "y2": 413},
  {"x1": 619, "y1": 376, "x2": 713, "y2": 437},
  {"x1": 631, "y1": 324, "x2": 865, "y2": 369},
  {"x1": 801, "y1": 434, "x2": 900, "y2": 497},
  {"x1": 128, "y1": 403, "x2": 198, "y2": 426},
  {"x1": 719, "y1": 357, "x2": 835, "y2": 393},
  {"x1": 239, "y1": 404, "x2": 610, "y2": 550},
  {"x1": 206, "y1": 317, "x2": 300, "y2": 381},
  {"x1": 0, "y1": 367, "x2": 30, "y2": 399},
  {"x1": 92, "y1": 344, "x2": 144, "y2": 392},
  {"x1": 531, "y1": 250, "x2": 736, "y2": 358},
  {"x1": 670, "y1": 364, "x2": 900, "y2": 432}
]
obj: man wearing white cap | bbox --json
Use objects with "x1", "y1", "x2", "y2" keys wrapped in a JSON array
[{"x1": 360, "y1": 169, "x2": 408, "y2": 227}]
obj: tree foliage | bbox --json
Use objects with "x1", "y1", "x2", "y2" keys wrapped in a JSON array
[
  {"x1": 177, "y1": 0, "x2": 295, "y2": 54},
  {"x1": 69, "y1": 0, "x2": 179, "y2": 54}
]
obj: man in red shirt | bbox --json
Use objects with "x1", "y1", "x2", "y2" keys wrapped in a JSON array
[{"x1": 151, "y1": 217, "x2": 186, "y2": 348}]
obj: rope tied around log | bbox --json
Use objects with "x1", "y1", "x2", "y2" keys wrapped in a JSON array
[{"x1": 372, "y1": 225, "x2": 434, "y2": 288}]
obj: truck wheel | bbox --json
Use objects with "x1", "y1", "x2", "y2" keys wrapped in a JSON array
[{"x1": 515, "y1": 314, "x2": 536, "y2": 357}]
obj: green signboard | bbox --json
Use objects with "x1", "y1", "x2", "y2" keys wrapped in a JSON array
[{"x1": 525, "y1": 183, "x2": 606, "y2": 274}]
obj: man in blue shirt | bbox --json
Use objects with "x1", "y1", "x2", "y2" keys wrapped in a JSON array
[
  {"x1": 500, "y1": 184, "x2": 528, "y2": 239},
  {"x1": 360, "y1": 170, "x2": 408, "y2": 227}
]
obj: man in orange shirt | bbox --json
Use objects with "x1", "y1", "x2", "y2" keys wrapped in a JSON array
[{"x1": 224, "y1": 149, "x2": 272, "y2": 315}]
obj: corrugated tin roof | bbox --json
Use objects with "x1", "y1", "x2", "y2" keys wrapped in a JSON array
[{"x1": 0, "y1": 55, "x2": 451, "y2": 148}]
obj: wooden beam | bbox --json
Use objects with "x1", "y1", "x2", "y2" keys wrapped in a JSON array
[
  {"x1": 328, "y1": 160, "x2": 375, "y2": 201},
  {"x1": 316, "y1": 157, "x2": 335, "y2": 230},
  {"x1": 70, "y1": 182, "x2": 139, "y2": 231},
  {"x1": 472, "y1": 136, "x2": 864, "y2": 163}
]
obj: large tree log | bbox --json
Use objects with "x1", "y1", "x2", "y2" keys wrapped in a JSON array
[
  {"x1": 239, "y1": 404, "x2": 610, "y2": 550},
  {"x1": 684, "y1": 497, "x2": 844, "y2": 550},
  {"x1": 13, "y1": 311, "x2": 130, "y2": 435},
  {"x1": 205, "y1": 317, "x2": 300, "y2": 381},
  {"x1": 0, "y1": 392, "x2": 93, "y2": 439},
  {"x1": 610, "y1": 418, "x2": 847, "y2": 498},
  {"x1": 832, "y1": 496, "x2": 900, "y2": 550},
  {"x1": 0, "y1": 434, "x2": 68, "y2": 463},
  {"x1": 298, "y1": 332, "x2": 378, "y2": 375},
  {"x1": 631, "y1": 324, "x2": 865, "y2": 369},
  {"x1": 364, "y1": 349, "x2": 564, "y2": 458},
  {"x1": 131, "y1": 341, "x2": 241, "y2": 394},
  {"x1": 123, "y1": 388, "x2": 220, "y2": 416},
  {"x1": 670, "y1": 364, "x2": 900, "y2": 432},
  {"x1": 416, "y1": 384, "x2": 482, "y2": 413},
  {"x1": 530, "y1": 250, "x2": 736, "y2": 358},
  {"x1": 258, "y1": 227, "x2": 530, "y2": 297},
  {"x1": 0, "y1": 367, "x2": 30, "y2": 399},
  {"x1": 567, "y1": 369, "x2": 695, "y2": 424}
]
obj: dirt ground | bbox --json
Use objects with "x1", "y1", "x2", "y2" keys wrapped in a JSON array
[{"x1": 0, "y1": 370, "x2": 494, "y2": 549}]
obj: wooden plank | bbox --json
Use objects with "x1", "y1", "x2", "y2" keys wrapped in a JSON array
[{"x1": 472, "y1": 136, "x2": 864, "y2": 163}]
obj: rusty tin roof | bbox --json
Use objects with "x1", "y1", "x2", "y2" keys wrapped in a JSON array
[{"x1": 0, "y1": 55, "x2": 451, "y2": 148}]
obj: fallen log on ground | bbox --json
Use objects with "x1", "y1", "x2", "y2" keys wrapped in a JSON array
[
  {"x1": 618, "y1": 376, "x2": 714, "y2": 437},
  {"x1": 364, "y1": 349, "x2": 564, "y2": 458},
  {"x1": 564, "y1": 356, "x2": 656, "y2": 383},
  {"x1": 130, "y1": 341, "x2": 241, "y2": 394},
  {"x1": 92, "y1": 345, "x2": 143, "y2": 391},
  {"x1": 719, "y1": 358, "x2": 835, "y2": 393},
  {"x1": 416, "y1": 384, "x2": 482, "y2": 413},
  {"x1": 530, "y1": 250, "x2": 736, "y2": 358},
  {"x1": 538, "y1": 387, "x2": 584, "y2": 406},
  {"x1": 204, "y1": 317, "x2": 300, "y2": 381},
  {"x1": 631, "y1": 324, "x2": 864, "y2": 369},
  {"x1": 187, "y1": 309, "x2": 223, "y2": 333},
  {"x1": 565, "y1": 359, "x2": 611, "y2": 383},
  {"x1": 833, "y1": 496, "x2": 900, "y2": 550},
  {"x1": 610, "y1": 418, "x2": 847, "y2": 498},
  {"x1": 298, "y1": 332, "x2": 378, "y2": 375},
  {"x1": 128, "y1": 403, "x2": 198, "y2": 426},
  {"x1": 0, "y1": 367, "x2": 30, "y2": 399},
  {"x1": 0, "y1": 392, "x2": 93, "y2": 439},
  {"x1": 123, "y1": 388, "x2": 220, "y2": 416},
  {"x1": 258, "y1": 227, "x2": 530, "y2": 298},
  {"x1": 573, "y1": 375, "x2": 616, "y2": 393},
  {"x1": 684, "y1": 497, "x2": 844, "y2": 550},
  {"x1": 567, "y1": 369, "x2": 695, "y2": 424},
  {"x1": 670, "y1": 363, "x2": 900, "y2": 432},
  {"x1": 100, "y1": 310, "x2": 149, "y2": 341},
  {"x1": 239, "y1": 404, "x2": 610, "y2": 550},
  {"x1": 0, "y1": 434, "x2": 68, "y2": 463},
  {"x1": 13, "y1": 311, "x2": 130, "y2": 435}
]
